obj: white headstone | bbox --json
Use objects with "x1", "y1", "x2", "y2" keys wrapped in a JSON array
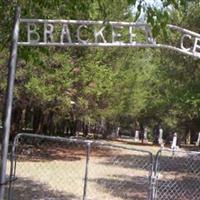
[
  {"x1": 144, "y1": 127, "x2": 148, "y2": 143},
  {"x1": 158, "y1": 128, "x2": 164, "y2": 147},
  {"x1": 171, "y1": 132, "x2": 178, "y2": 149},
  {"x1": 134, "y1": 130, "x2": 139, "y2": 142},
  {"x1": 116, "y1": 127, "x2": 120, "y2": 138},
  {"x1": 196, "y1": 132, "x2": 200, "y2": 146}
]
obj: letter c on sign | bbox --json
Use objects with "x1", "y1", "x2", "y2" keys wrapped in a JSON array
[
  {"x1": 77, "y1": 25, "x2": 89, "y2": 44},
  {"x1": 181, "y1": 34, "x2": 192, "y2": 51}
]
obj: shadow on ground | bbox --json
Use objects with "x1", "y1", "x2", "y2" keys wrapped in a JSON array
[
  {"x1": 88, "y1": 174, "x2": 200, "y2": 200},
  {"x1": 99, "y1": 154, "x2": 153, "y2": 170},
  {"x1": 14, "y1": 142, "x2": 116, "y2": 162},
  {"x1": 88, "y1": 174, "x2": 149, "y2": 200},
  {"x1": 155, "y1": 176, "x2": 200, "y2": 200},
  {"x1": 4, "y1": 177, "x2": 80, "y2": 200},
  {"x1": 100, "y1": 152, "x2": 200, "y2": 172}
]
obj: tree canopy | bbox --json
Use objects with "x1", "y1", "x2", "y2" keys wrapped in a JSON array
[{"x1": 0, "y1": 0, "x2": 200, "y2": 143}]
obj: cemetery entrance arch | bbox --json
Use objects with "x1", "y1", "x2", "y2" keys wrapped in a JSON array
[{"x1": 1, "y1": 6, "x2": 200, "y2": 200}]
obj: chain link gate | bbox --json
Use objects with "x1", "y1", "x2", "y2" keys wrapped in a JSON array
[
  {"x1": 153, "y1": 149, "x2": 200, "y2": 200},
  {"x1": 5, "y1": 133, "x2": 153, "y2": 200}
]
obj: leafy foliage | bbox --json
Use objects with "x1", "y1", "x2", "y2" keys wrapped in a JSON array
[{"x1": 0, "y1": 0, "x2": 200, "y2": 143}]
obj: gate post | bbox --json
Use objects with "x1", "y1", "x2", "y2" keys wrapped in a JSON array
[
  {"x1": 0, "y1": 6, "x2": 20, "y2": 200},
  {"x1": 83, "y1": 142, "x2": 91, "y2": 200}
]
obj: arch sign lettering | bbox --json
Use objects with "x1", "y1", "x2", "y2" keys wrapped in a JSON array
[
  {"x1": 1, "y1": 6, "x2": 200, "y2": 199},
  {"x1": 19, "y1": 19, "x2": 200, "y2": 58}
]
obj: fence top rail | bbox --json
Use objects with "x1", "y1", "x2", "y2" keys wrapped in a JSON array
[
  {"x1": 157, "y1": 147, "x2": 200, "y2": 156},
  {"x1": 20, "y1": 18, "x2": 148, "y2": 26},
  {"x1": 14, "y1": 133, "x2": 153, "y2": 157}
]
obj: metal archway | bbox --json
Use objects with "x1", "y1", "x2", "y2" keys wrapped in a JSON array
[{"x1": 1, "y1": 6, "x2": 200, "y2": 200}]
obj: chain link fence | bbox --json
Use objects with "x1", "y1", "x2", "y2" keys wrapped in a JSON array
[
  {"x1": 87, "y1": 143, "x2": 153, "y2": 200},
  {"x1": 5, "y1": 133, "x2": 153, "y2": 200},
  {"x1": 154, "y1": 149, "x2": 200, "y2": 200},
  {"x1": 3, "y1": 133, "x2": 200, "y2": 200},
  {"x1": 7, "y1": 134, "x2": 88, "y2": 200}
]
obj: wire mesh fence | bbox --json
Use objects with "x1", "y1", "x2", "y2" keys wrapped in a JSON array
[
  {"x1": 87, "y1": 143, "x2": 153, "y2": 200},
  {"x1": 8, "y1": 134, "x2": 88, "y2": 200},
  {"x1": 3, "y1": 133, "x2": 200, "y2": 200},
  {"x1": 154, "y1": 149, "x2": 200, "y2": 200},
  {"x1": 5, "y1": 133, "x2": 153, "y2": 200}
]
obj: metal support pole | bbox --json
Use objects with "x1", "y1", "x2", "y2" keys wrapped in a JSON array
[
  {"x1": 83, "y1": 142, "x2": 91, "y2": 200},
  {"x1": 0, "y1": 6, "x2": 20, "y2": 200}
]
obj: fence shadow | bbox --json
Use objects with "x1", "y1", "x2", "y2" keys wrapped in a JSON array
[
  {"x1": 100, "y1": 152, "x2": 200, "y2": 173},
  {"x1": 99, "y1": 154, "x2": 152, "y2": 170},
  {"x1": 155, "y1": 176, "x2": 200, "y2": 200},
  {"x1": 157, "y1": 154, "x2": 200, "y2": 172},
  {"x1": 89, "y1": 174, "x2": 149, "y2": 200},
  {"x1": 5, "y1": 177, "x2": 79, "y2": 200},
  {"x1": 14, "y1": 142, "x2": 116, "y2": 162}
]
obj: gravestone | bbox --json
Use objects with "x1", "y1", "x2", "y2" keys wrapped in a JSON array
[
  {"x1": 134, "y1": 130, "x2": 139, "y2": 142},
  {"x1": 196, "y1": 132, "x2": 200, "y2": 146},
  {"x1": 113, "y1": 127, "x2": 121, "y2": 138},
  {"x1": 143, "y1": 127, "x2": 148, "y2": 143},
  {"x1": 171, "y1": 132, "x2": 178, "y2": 149},
  {"x1": 158, "y1": 127, "x2": 164, "y2": 147}
]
